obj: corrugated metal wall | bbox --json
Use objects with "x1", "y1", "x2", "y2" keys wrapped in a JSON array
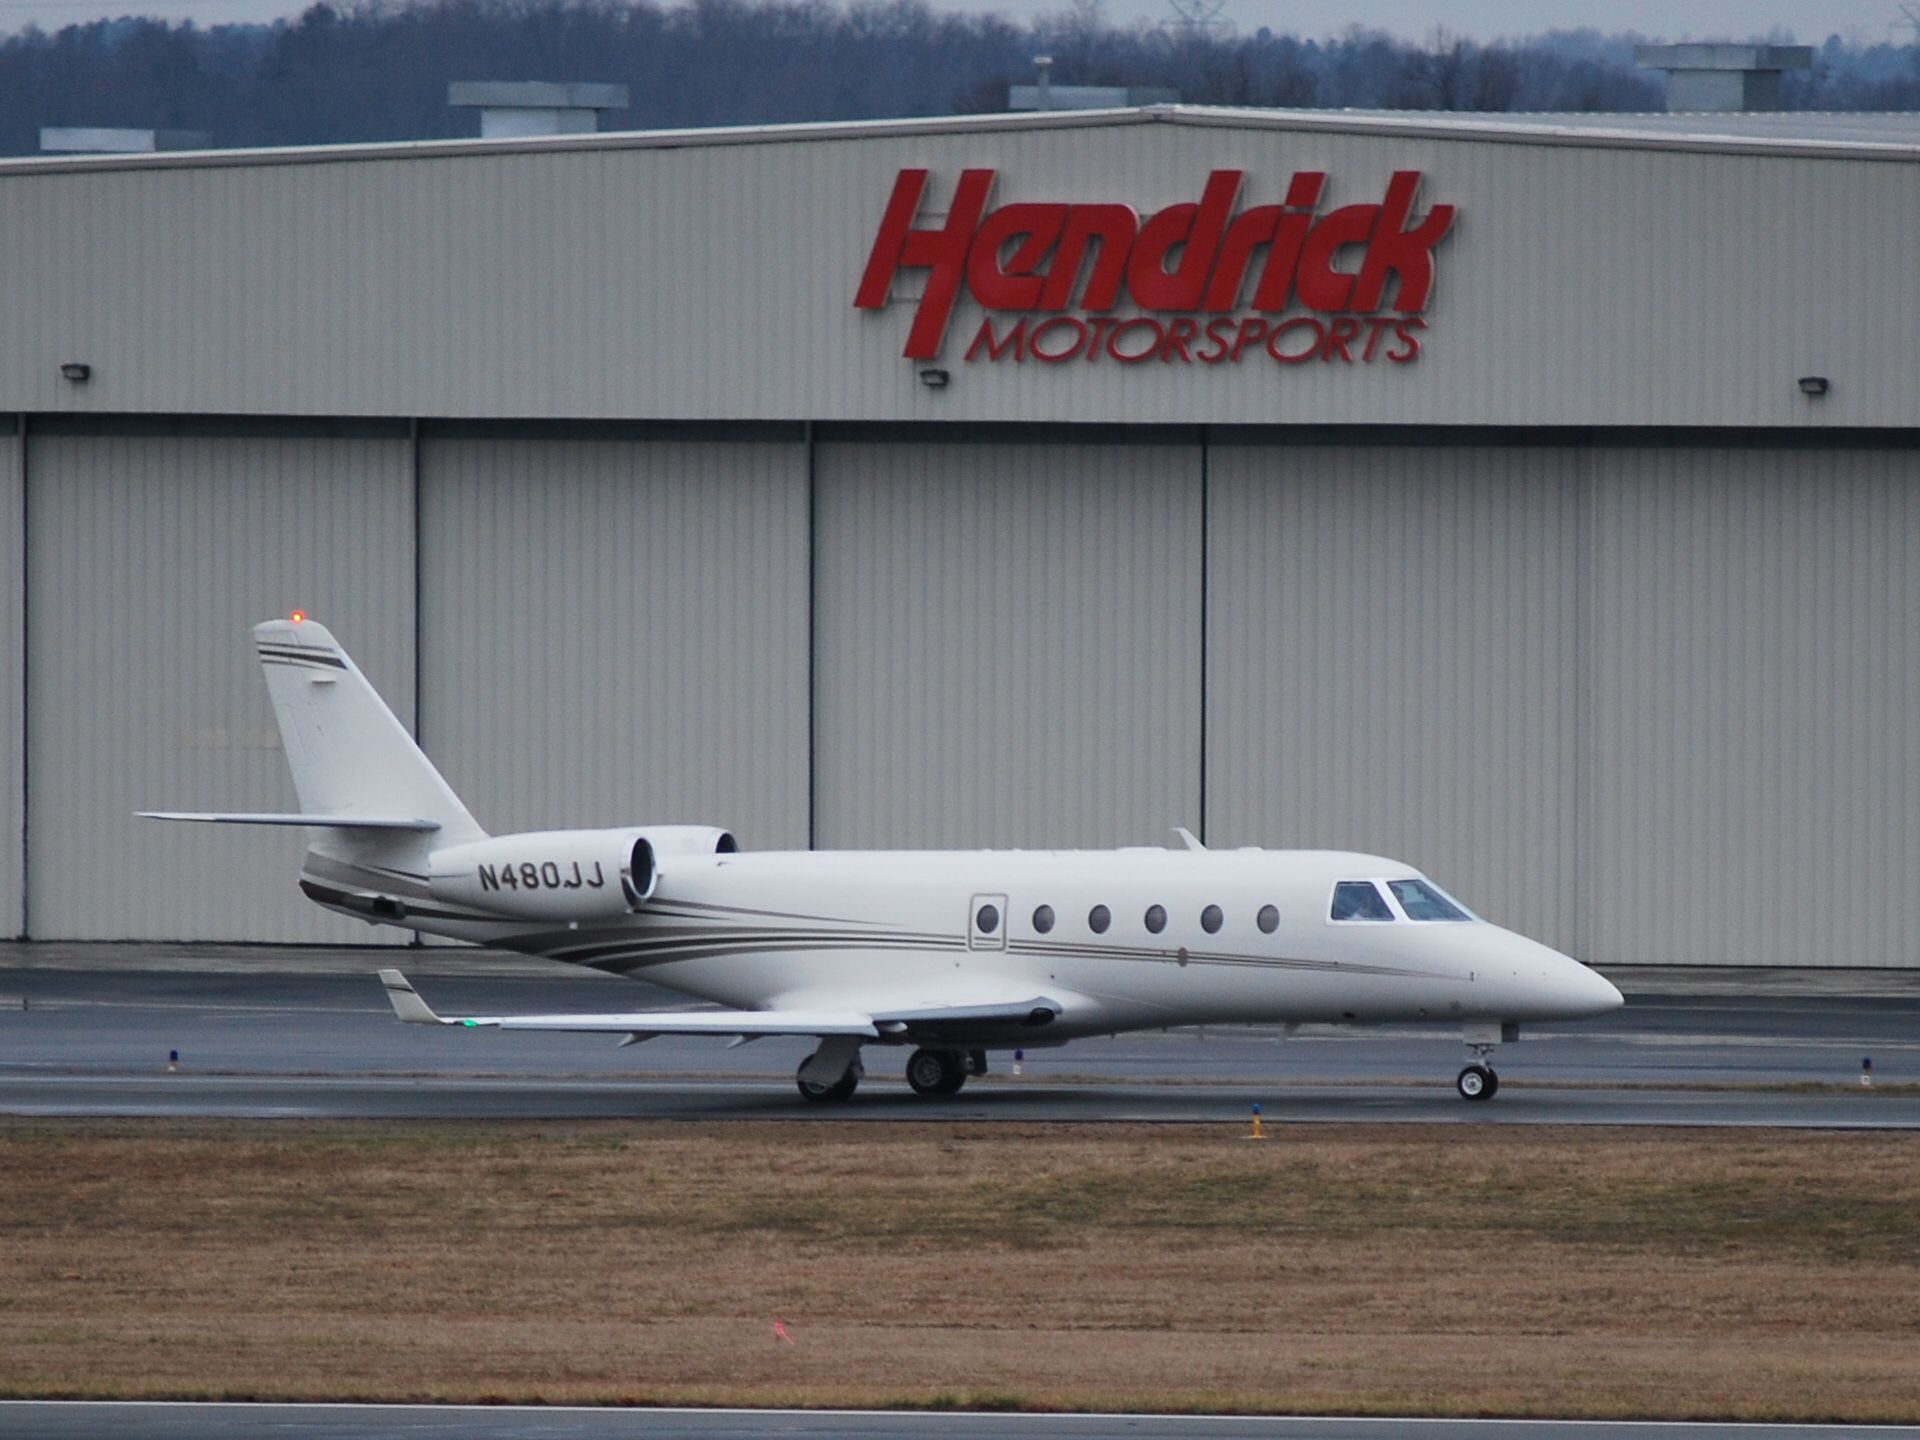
[
  {"x1": 418, "y1": 435, "x2": 809, "y2": 847},
  {"x1": 3, "y1": 120, "x2": 1918, "y2": 430},
  {"x1": 813, "y1": 436, "x2": 1202, "y2": 848},
  {"x1": 7, "y1": 422, "x2": 1915, "y2": 966},
  {"x1": 1587, "y1": 447, "x2": 1920, "y2": 968},
  {"x1": 0, "y1": 422, "x2": 20, "y2": 937},
  {"x1": 25, "y1": 432, "x2": 415, "y2": 941},
  {"x1": 1205, "y1": 444, "x2": 1583, "y2": 950}
]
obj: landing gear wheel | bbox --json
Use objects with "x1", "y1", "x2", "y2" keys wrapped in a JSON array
[
  {"x1": 907, "y1": 1047, "x2": 967, "y2": 1097},
  {"x1": 797, "y1": 1061, "x2": 861, "y2": 1103},
  {"x1": 1456, "y1": 1063, "x2": 1497, "y2": 1102}
]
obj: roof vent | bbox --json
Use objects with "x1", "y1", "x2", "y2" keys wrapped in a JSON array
[
  {"x1": 1634, "y1": 44, "x2": 1812, "y2": 113},
  {"x1": 1009, "y1": 53, "x2": 1177, "y2": 111},
  {"x1": 448, "y1": 82, "x2": 630, "y2": 138}
]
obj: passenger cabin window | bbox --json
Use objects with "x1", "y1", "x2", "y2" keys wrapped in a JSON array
[
  {"x1": 1388, "y1": 878, "x2": 1472, "y2": 921},
  {"x1": 1089, "y1": 904, "x2": 1112, "y2": 935},
  {"x1": 1032, "y1": 904, "x2": 1055, "y2": 934},
  {"x1": 1144, "y1": 904, "x2": 1168, "y2": 934},
  {"x1": 1257, "y1": 904, "x2": 1280, "y2": 934},
  {"x1": 1330, "y1": 881, "x2": 1394, "y2": 922},
  {"x1": 975, "y1": 903, "x2": 1001, "y2": 935},
  {"x1": 1200, "y1": 904, "x2": 1223, "y2": 934}
]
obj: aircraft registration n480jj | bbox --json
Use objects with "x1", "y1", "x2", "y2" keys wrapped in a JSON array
[{"x1": 145, "y1": 617, "x2": 1622, "y2": 1103}]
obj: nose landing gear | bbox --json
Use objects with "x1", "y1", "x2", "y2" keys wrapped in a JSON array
[
  {"x1": 1456, "y1": 1061, "x2": 1498, "y2": 1101},
  {"x1": 1456, "y1": 1023, "x2": 1513, "y2": 1101}
]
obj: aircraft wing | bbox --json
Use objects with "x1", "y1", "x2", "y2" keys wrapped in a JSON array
[
  {"x1": 377, "y1": 969, "x2": 878, "y2": 1038},
  {"x1": 378, "y1": 970, "x2": 1064, "y2": 1043}
]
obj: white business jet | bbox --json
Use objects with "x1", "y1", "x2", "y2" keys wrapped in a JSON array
[{"x1": 145, "y1": 617, "x2": 1621, "y2": 1103}]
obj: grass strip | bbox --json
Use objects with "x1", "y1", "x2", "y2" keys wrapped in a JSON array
[{"x1": 0, "y1": 1119, "x2": 1915, "y2": 1420}]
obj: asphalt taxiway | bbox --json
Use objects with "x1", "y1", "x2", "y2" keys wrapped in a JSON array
[
  {"x1": 0, "y1": 1405, "x2": 1914, "y2": 1440},
  {"x1": 3, "y1": 947, "x2": 1917, "y2": 1125},
  {"x1": 5, "y1": 953, "x2": 1918, "y2": 1438}
]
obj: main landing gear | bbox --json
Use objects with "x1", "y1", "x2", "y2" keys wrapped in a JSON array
[
  {"x1": 905, "y1": 1047, "x2": 986, "y2": 1097},
  {"x1": 796, "y1": 1060, "x2": 861, "y2": 1102},
  {"x1": 796, "y1": 1036, "x2": 864, "y2": 1102},
  {"x1": 798, "y1": 1044, "x2": 993, "y2": 1102}
]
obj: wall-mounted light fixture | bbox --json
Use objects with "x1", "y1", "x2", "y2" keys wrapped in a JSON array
[
  {"x1": 59, "y1": 361, "x2": 91, "y2": 383},
  {"x1": 918, "y1": 368, "x2": 950, "y2": 389},
  {"x1": 1797, "y1": 375, "x2": 1829, "y2": 397}
]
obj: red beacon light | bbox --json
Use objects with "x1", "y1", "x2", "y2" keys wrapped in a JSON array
[{"x1": 289, "y1": 610, "x2": 306, "y2": 623}]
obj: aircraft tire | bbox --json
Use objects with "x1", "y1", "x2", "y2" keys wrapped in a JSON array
[
  {"x1": 1456, "y1": 1063, "x2": 1497, "y2": 1101},
  {"x1": 797, "y1": 1062, "x2": 860, "y2": 1103},
  {"x1": 907, "y1": 1047, "x2": 965, "y2": 1096}
]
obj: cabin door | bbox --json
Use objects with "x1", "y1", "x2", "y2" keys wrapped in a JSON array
[{"x1": 968, "y1": 893, "x2": 1008, "y2": 952}]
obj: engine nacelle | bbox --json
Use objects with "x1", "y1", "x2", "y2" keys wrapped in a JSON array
[
  {"x1": 427, "y1": 826, "x2": 735, "y2": 920},
  {"x1": 633, "y1": 824, "x2": 738, "y2": 858}
]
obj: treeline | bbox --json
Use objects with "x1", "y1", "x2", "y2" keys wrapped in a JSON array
[{"x1": 2, "y1": 0, "x2": 1918, "y2": 156}]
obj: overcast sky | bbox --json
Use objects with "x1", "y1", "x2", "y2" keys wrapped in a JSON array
[{"x1": 0, "y1": 0, "x2": 1911, "y2": 44}]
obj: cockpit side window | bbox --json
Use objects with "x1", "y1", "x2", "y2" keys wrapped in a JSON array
[
  {"x1": 1330, "y1": 880, "x2": 1394, "y2": 922},
  {"x1": 1388, "y1": 878, "x2": 1473, "y2": 921}
]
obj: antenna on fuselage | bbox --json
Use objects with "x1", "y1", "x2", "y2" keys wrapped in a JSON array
[{"x1": 1172, "y1": 826, "x2": 1206, "y2": 851}]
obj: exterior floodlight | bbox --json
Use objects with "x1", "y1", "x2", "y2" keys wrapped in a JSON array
[
  {"x1": 919, "y1": 368, "x2": 951, "y2": 389},
  {"x1": 59, "y1": 362, "x2": 91, "y2": 382},
  {"x1": 1798, "y1": 375, "x2": 1829, "y2": 397}
]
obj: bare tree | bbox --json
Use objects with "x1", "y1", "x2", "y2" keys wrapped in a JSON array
[{"x1": 0, "y1": 0, "x2": 1904, "y2": 158}]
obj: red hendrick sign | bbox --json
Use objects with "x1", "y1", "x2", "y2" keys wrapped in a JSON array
[{"x1": 855, "y1": 168, "x2": 1456, "y2": 367}]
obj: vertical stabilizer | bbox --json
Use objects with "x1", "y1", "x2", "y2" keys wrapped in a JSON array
[{"x1": 253, "y1": 618, "x2": 486, "y2": 844}]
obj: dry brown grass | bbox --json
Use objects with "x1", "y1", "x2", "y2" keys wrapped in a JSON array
[{"x1": 1, "y1": 1120, "x2": 1917, "y2": 1420}]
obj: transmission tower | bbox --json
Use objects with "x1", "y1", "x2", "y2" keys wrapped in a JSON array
[{"x1": 1164, "y1": 0, "x2": 1231, "y2": 39}]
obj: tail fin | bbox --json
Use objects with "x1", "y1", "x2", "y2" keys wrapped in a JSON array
[{"x1": 250, "y1": 617, "x2": 486, "y2": 844}]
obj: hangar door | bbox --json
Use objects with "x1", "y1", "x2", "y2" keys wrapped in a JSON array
[
  {"x1": 1205, "y1": 443, "x2": 1584, "y2": 954},
  {"x1": 1588, "y1": 447, "x2": 1920, "y2": 969},
  {"x1": 0, "y1": 424, "x2": 19, "y2": 938},
  {"x1": 813, "y1": 436, "x2": 1202, "y2": 849},
  {"x1": 26, "y1": 429, "x2": 416, "y2": 941},
  {"x1": 418, "y1": 433, "x2": 809, "y2": 849}
]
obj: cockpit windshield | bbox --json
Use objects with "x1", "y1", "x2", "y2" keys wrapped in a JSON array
[
  {"x1": 1387, "y1": 878, "x2": 1473, "y2": 921},
  {"x1": 1330, "y1": 880, "x2": 1394, "y2": 921}
]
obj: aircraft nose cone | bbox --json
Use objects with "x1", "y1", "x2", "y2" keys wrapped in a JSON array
[{"x1": 1563, "y1": 961, "x2": 1624, "y2": 1018}]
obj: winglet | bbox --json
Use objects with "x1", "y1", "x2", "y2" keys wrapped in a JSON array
[
  {"x1": 1173, "y1": 826, "x2": 1205, "y2": 851},
  {"x1": 378, "y1": 969, "x2": 447, "y2": 1025}
]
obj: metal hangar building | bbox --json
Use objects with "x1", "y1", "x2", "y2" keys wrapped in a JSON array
[{"x1": 0, "y1": 105, "x2": 1913, "y2": 966}]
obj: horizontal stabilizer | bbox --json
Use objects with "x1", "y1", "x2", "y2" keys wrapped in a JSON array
[
  {"x1": 141, "y1": 812, "x2": 441, "y2": 831},
  {"x1": 376, "y1": 969, "x2": 878, "y2": 1038}
]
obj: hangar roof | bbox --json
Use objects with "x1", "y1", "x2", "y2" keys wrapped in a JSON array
[
  {"x1": 2, "y1": 103, "x2": 1918, "y2": 177},
  {"x1": 1332, "y1": 108, "x2": 1920, "y2": 148}
]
